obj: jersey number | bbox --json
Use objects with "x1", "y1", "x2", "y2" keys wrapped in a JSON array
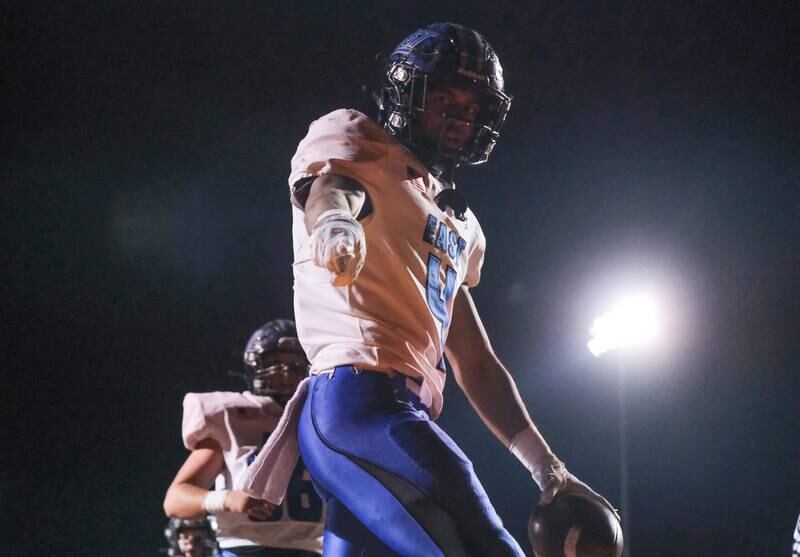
[
  {"x1": 426, "y1": 253, "x2": 457, "y2": 355},
  {"x1": 263, "y1": 459, "x2": 323, "y2": 523}
]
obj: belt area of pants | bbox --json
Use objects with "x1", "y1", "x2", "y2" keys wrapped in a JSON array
[{"x1": 326, "y1": 365, "x2": 429, "y2": 414}]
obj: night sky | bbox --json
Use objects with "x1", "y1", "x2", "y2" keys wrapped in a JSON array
[{"x1": 4, "y1": 2, "x2": 800, "y2": 555}]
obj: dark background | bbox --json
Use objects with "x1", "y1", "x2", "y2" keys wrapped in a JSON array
[{"x1": 4, "y1": 1, "x2": 799, "y2": 555}]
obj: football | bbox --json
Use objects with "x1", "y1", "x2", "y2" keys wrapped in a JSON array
[{"x1": 529, "y1": 492, "x2": 624, "y2": 557}]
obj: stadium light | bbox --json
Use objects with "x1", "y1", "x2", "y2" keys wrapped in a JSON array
[{"x1": 587, "y1": 293, "x2": 662, "y2": 358}]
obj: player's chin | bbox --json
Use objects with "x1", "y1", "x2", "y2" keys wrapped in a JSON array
[
  {"x1": 437, "y1": 142, "x2": 467, "y2": 156},
  {"x1": 442, "y1": 137, "x2": 467, "y2": 150}
]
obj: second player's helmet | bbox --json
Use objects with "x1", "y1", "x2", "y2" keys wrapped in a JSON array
[
  {"x1": 242, "y1": 319, "x2": 309, "y2": 402},
  {"x1": 164, "y1": 517, "x2": 219, "y2": 557},
  {"x1": 380, "y1": 22, "x2": 512, "y2": 171}
]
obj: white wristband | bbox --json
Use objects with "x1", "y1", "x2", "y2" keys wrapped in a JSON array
[
  {"x1": 508, "y1": 426, "x2": 558, "y2": 488},
  {"x1": 313, "y1": 208, "x2": 358, "y2": 228},
  {"x1": 202, "y1": 490, "x2": 229, "y2": 514}
]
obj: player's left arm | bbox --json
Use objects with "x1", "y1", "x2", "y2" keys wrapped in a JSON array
[
  {"x1": 446, "y1": 286, "x2": 617, "y2": 512},
  {"x1": 445, "y1": 285, "x2": 538, "y2": 446},
  {"x1": 163, "y1": 438, "x2": 274, "y2": 519},
  {"x1": 164, "y1": 438, "x2": 227, "y2": 519}
]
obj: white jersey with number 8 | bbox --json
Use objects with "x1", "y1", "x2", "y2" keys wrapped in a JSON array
[{"x1": 182, "y1": 391, "x2": 324, "y2": 553}]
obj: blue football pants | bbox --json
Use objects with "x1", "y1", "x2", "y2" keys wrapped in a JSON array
[{"x1": 297, "y1": 366, "x2": 524, "y2": 556}]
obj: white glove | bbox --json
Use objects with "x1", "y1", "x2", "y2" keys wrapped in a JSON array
[
  {"x1": 529, "y1": 452, "x2": 567, "y2": 504},
  {"x1": 309, "y1": 209, "x2": 366, "y2": 286},
  {"x1": 533, "y1": 456, "x2": 620, "y2": 520}
]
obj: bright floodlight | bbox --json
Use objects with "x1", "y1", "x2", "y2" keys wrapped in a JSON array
[{"x1": 587, "y1": 293, "x2": 661, "y2": 357}]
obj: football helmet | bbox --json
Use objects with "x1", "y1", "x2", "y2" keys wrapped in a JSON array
[
  {"x1": 164, "y1": 517, "x2": 219, "y2": 557},
  {"x1": 380, "y1": 22, "x2": 512, "y2": 174},
  {"x1": 242, "y1": 319, "x2": 309, "y2": 402}
]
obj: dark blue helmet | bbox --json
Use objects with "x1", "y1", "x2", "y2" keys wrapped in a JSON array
[
  {"x1": 164, "y1": 517, "x2": 219, "y2": 557},
  {"x1": 380, "y1": 23, "x2": 512, "y2": 171},
  {"x1": 242, "y1": 319, "x2": 309, "y2": 401}
]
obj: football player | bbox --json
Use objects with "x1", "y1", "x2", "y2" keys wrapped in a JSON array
[
  {"x1": 164, "y1": 517, "x2": 221, "y2": 557},
  {"x1": 246, "y1": 23, "x2": 616, "y2": 555},
  {"x1": 163, "y1": 320, "x2": 324, "y2": 556}
]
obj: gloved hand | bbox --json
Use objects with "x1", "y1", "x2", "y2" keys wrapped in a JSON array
[
  {"x1": 533, "y1": 455, "x2": 620, "y2": 519},
  {"x1": 309, "y1": 209, "x2": 366, "y2": 286}
]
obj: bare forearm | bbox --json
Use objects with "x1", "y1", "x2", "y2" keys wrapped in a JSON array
[
  {"x1": 457, "y1": 355, "x2": 564, "y2": 501},
  {"x1": 163, "y1": 483, "x2": 210, "y2": 519},
  {"x1": 457, "y1": 355, "x2": 534, "y2": 446},
  {"x1": 447, "y1": 287, "x2": 536, "y2": 446}
]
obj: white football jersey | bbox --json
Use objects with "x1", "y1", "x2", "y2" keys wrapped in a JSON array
[
  {"x1": 182, "y1": 391, "x2": 324, "y2": 553},
  {"x1": 289, "y1": 109, "x2": 486, "y2": 419}
]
